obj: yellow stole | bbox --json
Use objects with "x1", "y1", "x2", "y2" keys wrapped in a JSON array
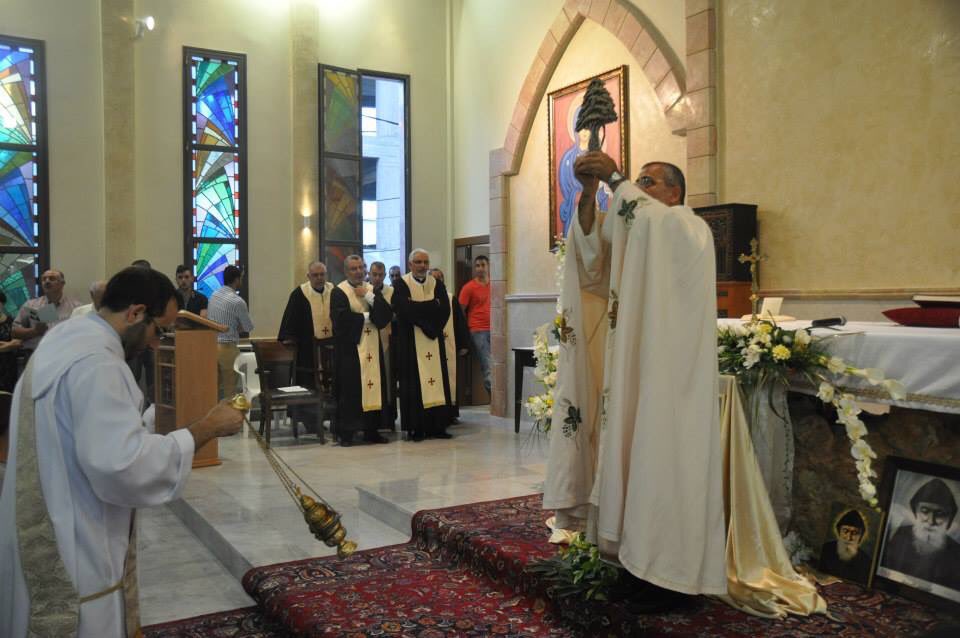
[
  {"x1": 402, "y1": 273, "x2": 446, "y2": 408},
  {"x1": 337, "y1": 281, "x2": 382, "y2": 411},
  {"x1": 443, "y1": 293, "x2": 457, "y2": 400},
  {"x1": 301, "y1": 281, "x2": 334, "y2": 339}
]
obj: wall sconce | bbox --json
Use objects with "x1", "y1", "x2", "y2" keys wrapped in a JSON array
[{"x1": 134, "y1": 16, "x2": 155, "y2": 40}]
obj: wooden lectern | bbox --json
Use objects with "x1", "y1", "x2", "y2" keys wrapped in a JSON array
[{"x1": 155, "y1": 311, "x2": 227, "y2": 468}]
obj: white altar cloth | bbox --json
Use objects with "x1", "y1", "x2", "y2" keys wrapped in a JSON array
[{"x1": 718, "y1": 320, "x2": 960, "y2": 414}]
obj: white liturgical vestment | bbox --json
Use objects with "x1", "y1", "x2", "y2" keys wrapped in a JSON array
[
  {"x1": 543, "y1": 181, "x2": 727, "y2": 595},
  {"x1": 0, "y1": 313, "x2": 196, "y2": 637}
]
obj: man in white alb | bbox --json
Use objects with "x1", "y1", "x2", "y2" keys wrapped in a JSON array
[
  {"x1": 0, "y1": 266, "x2": 244, "y2": 637},
  {"x1": 543, "y1": 151, "x2": 727, "y2": 600}
]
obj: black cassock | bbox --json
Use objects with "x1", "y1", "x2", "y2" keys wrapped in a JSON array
[
  {"x1": 449, "y1": 295, "x2": 470, "y2": 418},
  {"x1": 392, "y1": 276, "x2": 453, "y2": 437},
  {"x1": 330, "y1": 286, "x2": 394, "y2": 438},
  {"x1": 277, "y1": 286, "x2": 334, "y2": 389}
]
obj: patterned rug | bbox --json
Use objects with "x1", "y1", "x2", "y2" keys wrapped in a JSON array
[{"x1": 145, "y1": 495, "x2": 958, "y2": 637}]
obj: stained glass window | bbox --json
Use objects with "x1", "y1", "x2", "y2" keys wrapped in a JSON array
[
  {"x1": 319, "y1": 66, "x2": 409, "y2": 273},
  {"x1": 0, "y1": 37, "x2": 46, "y2": 316},
  {"x1": 184, "y1": 49, "x2": 246, "y2": 299}
]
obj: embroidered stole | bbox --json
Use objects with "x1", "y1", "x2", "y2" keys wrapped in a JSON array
[
  {"x1": 443, "y1": 293, "x2": 457, "y2": 399},
  {"x1": 337, "y1": 281, "x2": 383, "y2": 412},
  {"x1": 15, "y1": 361, "x2": 140, "y2": 637},
  {"x1": 300, "y1": 281, "x2": 333, "y2": 339},
  {"x1": 402, "y1": 273, "x2": 446, "y2": 408}
]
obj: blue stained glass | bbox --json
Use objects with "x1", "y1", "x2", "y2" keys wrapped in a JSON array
[
  {"x1": 0, "y1": 149, "x2": 35, "y2": 247},
  {"x1": 0, "y1": 252, "x2": 36, "y2": 315},
  {"x1": 193, "y1": 58, "x2": 237, "y2": 147},
  {"x1": 193, "y1": 150, "x2": 238, "y2": 239},
  {"x1": 0, "y1": 47, "x2": 36, "y2": 145},
  {"x1": 194, "y1": 242, "x2": 237, "y2": 298}
]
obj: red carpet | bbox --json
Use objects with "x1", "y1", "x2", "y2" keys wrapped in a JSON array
[{"x1": 144, "y1": 495, "x2": 957, "y2": 637}]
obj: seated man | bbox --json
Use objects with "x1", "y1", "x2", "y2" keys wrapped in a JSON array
[
  {"x1": 330, "y1": 255, "x2": 393, "y2": 446},
  {"x1": 12, "y1": 269, "x2": 81, "y2": 359}
]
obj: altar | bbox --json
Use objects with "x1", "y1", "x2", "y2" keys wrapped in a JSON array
[
  {"x1": 718, "y1": 319, "x2": 960, "y2": 414},
  {"x1": 718, "y1": 318, "x2": 960, "y2": 569}
]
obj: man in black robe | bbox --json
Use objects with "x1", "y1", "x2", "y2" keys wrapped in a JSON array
[
  {"x1": 277, "y1": 261, "x2": 334, "y2": 431},
  {"x1": 430, "y1": 267, "x2": 470, "y2": 422},
  {"x1": 369, "y1": 261, "x2": 397, "y2": 425},
  {"x1": 393, "y1": 249, "x2": 453, "y2": 441},
  {"x1": 330, "y1": 255, "x2": 393, "y2": 446}
]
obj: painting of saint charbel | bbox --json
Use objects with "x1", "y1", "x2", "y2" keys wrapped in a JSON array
[
  {"x1": 818, "y1": 503, "x2": 880, "y2": 586},
  {"x1": 876, "y1": 461, "x2": 960, "y2": 606}
]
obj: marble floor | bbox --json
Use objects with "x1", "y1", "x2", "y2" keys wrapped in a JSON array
[{"x1": 139, "y1": 406, "x2": 548, "y2": 625}]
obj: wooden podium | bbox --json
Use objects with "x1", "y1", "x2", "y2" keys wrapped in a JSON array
[{"x1": 155, "y1": 311, "x2": 227, "y2": 468}]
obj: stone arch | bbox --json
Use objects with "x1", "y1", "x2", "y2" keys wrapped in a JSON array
[{"x1": 487, "y1": 0, "x2": 719, "y2": 416}]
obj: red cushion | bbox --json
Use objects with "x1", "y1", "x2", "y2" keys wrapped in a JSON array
[{"x1": 883, "y1": 307, "x2": 960, "y2": 328}]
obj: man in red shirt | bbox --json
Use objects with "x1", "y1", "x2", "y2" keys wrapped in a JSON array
[{"x1": 457, "y1": 254, "x2": 491, "y2": 393}]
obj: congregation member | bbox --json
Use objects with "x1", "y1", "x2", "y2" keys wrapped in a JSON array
[
  {"x1": 0, "y1": 292, "x2": 22, "y2": 392},
  {"x1": 368, "y1": 261, "x2": 397, "y2": 424},
  {"x1": 457, "y1": 254, "x2": 491, "y2": 394},
  {"x1": 12, "y1": 269, "x2": 81, "y2": 358},
  {"x1": 0, "y1": 266, "x2": 245, "y2": 637},
  {"x1": 429, "y1": 267, "x2": 470, "y2": 422},
  {"x1": 330, "y1": 255, "x2": 393, "y2": 446},
  {"x1": 70, "y1": 280, "x2": 107, "y2": 318},
  {"x1": 392, "y1": 249, "x2": 453, "y2": 441},
  {"x1": 278, "y1": 260, "x2": 335, "y2": 389},
  {"x1": 544, "y1": 151, "x2": 726, "y2": 606},
  {"x1": 207, "y1": 265, "x2": 253, "y2": 399},
  {"x1": 175, "y1": 265, "x2": 208, "y2": 317}
]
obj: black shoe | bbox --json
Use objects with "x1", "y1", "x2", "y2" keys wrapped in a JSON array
[
  {"x1": 411, "y1": 432, "x2": 425, "y2": 442},
  {"x1": 434, "y1": 431, "x2": 453, "y2": 439},
  {"x1": 364, "y1": 433, "x2": 389, "y2": 444},
  {"x1": 340, "y1": 439, "x2": 353, "y2": 447}
]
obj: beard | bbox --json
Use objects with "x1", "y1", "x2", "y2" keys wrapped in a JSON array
[
  {"x1": 837, "y1": 540, "x2": 861, "y2": 562},
  {"x1": 122, "y1": 321, "x2": 151, "y2": 359},
  {"x1": 911, "y1": 522, "x2": 948, "y2": 556}
]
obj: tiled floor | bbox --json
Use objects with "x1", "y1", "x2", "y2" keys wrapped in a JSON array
[{"x1": 139, "y1": 407, "x2": 548, "y2": 625}]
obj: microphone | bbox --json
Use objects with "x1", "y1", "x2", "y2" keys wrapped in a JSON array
[{"x1": 810, "y1": 316, "x2": 847, "y2": 329}]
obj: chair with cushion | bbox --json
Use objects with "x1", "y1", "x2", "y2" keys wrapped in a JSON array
[{"x1": 251, "y1": 340, "x2": 326, "y2": 447}]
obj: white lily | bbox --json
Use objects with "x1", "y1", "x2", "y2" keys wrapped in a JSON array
[
  {"x1": 827, "y1": 356, "x2": 846, "y2": 375},
  {"x1": 817, "y1": 382, "x2": 835, "y2": 403},
  {"x1": 843, "y1": 416, "x2": 868, "y2": 440},
  {"x1": 794, "y1": 329, "x2": 811, "y2": 346},
  {"x1": 851, "y1": 438, "x2": 877, "y2": 461},
  {"x1": 882, "y1": 378, "x2": 906, "y2": 401}
]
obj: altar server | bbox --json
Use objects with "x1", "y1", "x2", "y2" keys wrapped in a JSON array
[
  {"x1": 543, "y1": 152, "x2": 727, "y2": 598},
  {"x1": 392, "y1": 249, "x2": 453, "y2": 441},
  {"x1": 0, "y1": 266, "x2": 244, "y2": 638}
]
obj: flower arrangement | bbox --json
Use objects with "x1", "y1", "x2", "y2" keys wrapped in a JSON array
[
  {"x1": 525, "y1": 239, "x2": 566, "y2": 433},
  {"x1": 717, "y1": 320, "x2": 906, "y2": 507}
]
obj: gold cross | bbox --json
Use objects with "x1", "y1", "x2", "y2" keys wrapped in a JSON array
[
  {"x1": 427, "y1": 377, "x2": 435, "y2": 386},
  {"x1": 322, "y1": 327, "x2": 330, "y2": 335},
  {"x1": 366, "y1": 353, "x2": 373, "y2": 362},
  {"x1": 366, "y1": 380, "x2": 374, "y2": 389},
  {"x1": 364, "y1": 328, "x2": 372, "y2": 335},
  {"x1": 425, "y1": 352, "x2": 433, "y2": 360},
  {"x1": 738, "y1": 237, "x2": 768, "y2": 322}
]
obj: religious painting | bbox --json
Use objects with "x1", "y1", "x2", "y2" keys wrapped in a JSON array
[
  {"x1": 817, "y1": 501, "x2": 881, "y2": 587},
  {"x1": 873, "y1": 457, "x2": 960, "y2": 611},
  {"x1": 547, "y1": 66, "x2": 628, "y2": 250}
]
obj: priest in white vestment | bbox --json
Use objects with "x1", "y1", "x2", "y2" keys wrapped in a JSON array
[
  {"x1": 0, "y1": 267, "x2": 244, "y2": 637},
  {"x1": 543, "y1": 152, "x2": 727, "y2": 596}
]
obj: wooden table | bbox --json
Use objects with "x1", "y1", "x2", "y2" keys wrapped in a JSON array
[{"x1": 513, "y1": 347, "x2": 536, "y2": 433}]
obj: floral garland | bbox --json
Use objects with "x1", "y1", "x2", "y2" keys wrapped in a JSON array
[
  {"x1": 525, "y1": 240, "x2": 565, "y2": 433},
  {"x1": 718, "y1": 320, "x2": 906, "y2": 507}
]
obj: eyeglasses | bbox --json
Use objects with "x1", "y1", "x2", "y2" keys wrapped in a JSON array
[{"x1": 638, "y1": 176, "x2": 658, "y2": 188}]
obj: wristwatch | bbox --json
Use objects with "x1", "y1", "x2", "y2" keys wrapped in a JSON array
[{"x1": 607, "y1": 170, "x2": 627, "y2": 191}]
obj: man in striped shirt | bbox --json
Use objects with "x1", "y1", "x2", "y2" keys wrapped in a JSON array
[{"x1": 207, "y1": 265, "x2": 254, "y2": 399}]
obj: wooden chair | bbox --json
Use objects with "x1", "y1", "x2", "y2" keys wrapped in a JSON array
[
  {"x1": 300, "y1": 341, "x2": 337, "y2": 441},
  {"x1": 251, "y1": 340, "x2": 327, "y2": 447}
]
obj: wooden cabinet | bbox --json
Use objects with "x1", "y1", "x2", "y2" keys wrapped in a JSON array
[
  {"x1": 695, "y1": 203, "x2": 758, "y2": 319},
  {"x1": 155, "y1": 318, "x2": 222, "y2": 468},
  {"x1": 716, "y1": 282, "x2": 752, "y2": 319}
]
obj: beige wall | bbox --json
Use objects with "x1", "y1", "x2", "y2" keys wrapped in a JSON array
[
  {"x1": 5, "y1": 0, "x2": 106, "y2": 303},
  {"x1": 720, "y1": 0, "x2": 960, "y2": 292},
  {"x1": 508, "y1": 19, "x2": 685, "y2": 293}
]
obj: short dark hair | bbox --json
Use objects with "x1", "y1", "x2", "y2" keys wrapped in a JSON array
[
  {"x1": 131, "y1": 259, "x2": 152, "y2": 269},
  {"x1": 474, "y1": 254, "x2": 489, "y2": 264},
  {"x1": 176, "y1": 264, "x2": 192, "y2": 276},
  {"x1": 369, "y1": 261, "x2": 386, "y2": 271},
  {"x1": 100, "y1": 267, "x2": 178, "y2": 318},
  {"x1": 223, "y1": 265, "x2": 243, "y2": 286},
  {"x1": 641, "y1": 162, "x2": 686, "y2": 204}
]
